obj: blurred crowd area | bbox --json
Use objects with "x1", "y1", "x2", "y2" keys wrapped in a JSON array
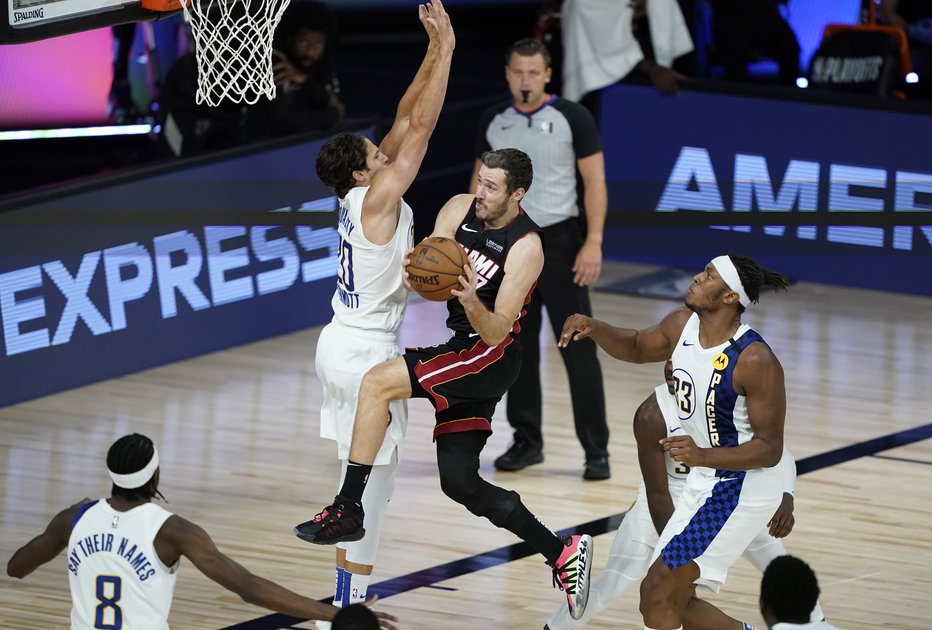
[{"x1": 2, "y1": 0, "x2": 931, "y2": 195}]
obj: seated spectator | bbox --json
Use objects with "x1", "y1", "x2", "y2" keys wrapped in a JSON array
[
  {"x1": 760, "y1": 555, "x2": 844, "y2": 630},
  {"x1": 709, "y1": 0, "x2": 801, "y2": 86},
  {"x1": 561, "y1": 0, "x2": 694, "y2": 119},
  {"x1": 250, "y1": 0, "x2": 345, "y2": 137},
  {"x1": 881, "y1": 0, "x2": 932, "y2": 98}
]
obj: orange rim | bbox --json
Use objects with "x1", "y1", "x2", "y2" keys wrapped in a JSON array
[{"x1": 140, "y1": 0, "x2": 184, "y2": 11}]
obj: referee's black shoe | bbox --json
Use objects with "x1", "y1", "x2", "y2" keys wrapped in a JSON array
[
  {"x1": 583, "y1": 456, "x2": 611, "y2": 480},
  {"x1": 494, "y1": 440, "x2": 544, "y2": 471}
]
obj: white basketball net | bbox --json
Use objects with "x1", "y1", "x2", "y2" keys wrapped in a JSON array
[{"x1": 181, "y1": 0, "x2": 292, "y2": 106}]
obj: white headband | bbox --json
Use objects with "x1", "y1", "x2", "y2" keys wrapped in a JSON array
[
  {"x1": 711, "y1": 255, "x2": 751, "y2": 307},
  {"x1": 108, "y1": 446, "x2": 159, "y2": 489}
]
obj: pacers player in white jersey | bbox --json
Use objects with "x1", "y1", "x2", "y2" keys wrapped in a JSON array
[
  {"x1": 292, "y1": 1, "x2": 455, "y2": 623},
  {"x1": 7, "y1": 434, "x2": 397, "y2": 629},
  {"x1": 560, "y1": 253, "x2": 791, "y2": 630},
  {"x1": 546, "y1": 361, "x2": 825, "y2": 630}
]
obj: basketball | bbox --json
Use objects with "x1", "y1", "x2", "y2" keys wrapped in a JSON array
[{"x1": 406, "y1": 237, "x2": 468, "y2": 301}]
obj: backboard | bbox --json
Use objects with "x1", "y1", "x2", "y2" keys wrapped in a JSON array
[{"x1": 1, "y1": 0, "x2": 180, "y2": 44}]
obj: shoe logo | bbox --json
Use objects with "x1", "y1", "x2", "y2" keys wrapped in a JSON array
[
  {"x1": 682, "y1": 340, "x2": 694, "y2": 346},
  {"x1": 575, "y1": 540, "x2": 589, "y2": 602},
  {"x1": 461, "y1": 224, "x2": 478, "y2": 233}
]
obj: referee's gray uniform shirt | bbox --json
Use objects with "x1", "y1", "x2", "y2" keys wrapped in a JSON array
[{"x1": 475, "y1": 96, "x2": 602, "y2": 228}]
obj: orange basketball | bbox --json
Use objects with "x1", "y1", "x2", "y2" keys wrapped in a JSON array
[{"x1": 406, "y1": 237, "x2": 468, "y2": 301}]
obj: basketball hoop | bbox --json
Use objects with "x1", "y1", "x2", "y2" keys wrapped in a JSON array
[{"x1": 143, "y1": 0, "x2": 292, "y2": 106}]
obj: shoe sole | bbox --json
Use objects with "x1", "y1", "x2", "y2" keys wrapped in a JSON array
[
  {"x1": 293, "y1": 526, "x2": 366, "y2": 545},
  {"x1": 570, "y1": 535, "x2": 594, "y2": 620}
]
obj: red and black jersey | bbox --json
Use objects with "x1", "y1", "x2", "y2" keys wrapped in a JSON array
[{"x1": 445, "y1": 199, "x2": 542, "y2": 336}]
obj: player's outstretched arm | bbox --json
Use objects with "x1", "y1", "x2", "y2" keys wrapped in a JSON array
[
  {"x1": 558, "y1": 307, "x2": 690, "y2": 364},
  {"x1": 364, "y1": 0, "x2": 454, "y2": 218},
  {"x1": 378, "y1": 1, "x2": 442, "y2": 158},
  {"x1": 158, "y1": 515, "x2": 397, "y2": 627},
  {"x1": 7, "y1": 500, "x2": 86, "y2": 578}
]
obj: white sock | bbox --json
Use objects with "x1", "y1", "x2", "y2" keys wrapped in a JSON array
[{"x1": 347, "y1": 570, "x2": 371, "y2": 604}]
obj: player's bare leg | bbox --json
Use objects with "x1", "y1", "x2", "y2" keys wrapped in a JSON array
[{"x1": 348, "y1": 358, "x2": 412, "y2": 465}]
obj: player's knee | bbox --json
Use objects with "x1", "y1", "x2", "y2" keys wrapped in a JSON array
[
  {"x1": 486, "y1": 489, "x2": 521, "y2": 528},
  {"x1": 360, "y1": 361, "x2": 407, "y2": 402},
  {"x1": 438, "y1": 461, "x2": 478, "y2": 507},
  {"x1": 639, "y1": 563, "x2": 672, "y2": 616}
]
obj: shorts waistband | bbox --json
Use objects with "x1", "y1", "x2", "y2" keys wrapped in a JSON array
[{"x1": 328, "y1": 322, "x2": 399, "y2": 344}]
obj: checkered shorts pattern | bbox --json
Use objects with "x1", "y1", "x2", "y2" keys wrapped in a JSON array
[{"x1": 660, "y1": 471, "x2": 747, "y2": 570}]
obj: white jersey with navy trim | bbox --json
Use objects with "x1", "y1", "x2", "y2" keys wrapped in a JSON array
[
  {"x1": 670, "y1": 312, "x2": 757, "y2": 454},
  {"x1": 657, "y1": 312, "x2": 784, "y2": 592},
  {"x1": 331, "y1": 186, "x2": 414, "y2": 335},
  {"x1": 68, "y1": 500, "x2": 178, "y2": 630}
]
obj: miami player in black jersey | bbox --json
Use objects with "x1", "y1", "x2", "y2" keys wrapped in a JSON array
[{"x1": 296, "y1": 148, "x2": 594, "y2": 621}]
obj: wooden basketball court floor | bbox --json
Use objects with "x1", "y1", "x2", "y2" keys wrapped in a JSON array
[{"x1": 2, "y1": 261, "x2": 931, "y2": 629}]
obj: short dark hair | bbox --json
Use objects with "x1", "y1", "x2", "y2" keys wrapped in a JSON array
[
  {"x1": 331, "y1": 603, "x2": 379, "y2": 630},
  {"x1": 760, "y1": 555, "x2": 820, "y2": 624},
  {"x1": 275, "y1": 0, "x2": 337, "y2": 46},
  {"x1": 273, "y1": 0, "x2": 338, "y2": 81},
  {"x1": 316, "y1": 132, "x2": 368, "y2": 198},
  {"x1": 728, "y1": 253, "x2": 790, "y2": 312},
  {"x1": 506, "y1": 37, "x2": 551, "y2": 68},
  {"x1": 480, "y1": 148, "x2": 533, "y2": 196},
  {"x1": 107, "y1": 433, "x2": 161, "y2": 501}
]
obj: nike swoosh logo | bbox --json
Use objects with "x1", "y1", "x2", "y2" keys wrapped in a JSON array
[
  {"x1": 461, "y1": 224, "x2": 478, "y2": 233},
  {"x1": 719, "y1": 477, "x2": 739, "y2": 482},
  {"x1": 500, "y1": 125, "x2": 514, "y2": 130},
  {"x1": 670, "y1": 427, "x2": 683, "y2": 433},
  {"x1": 682, "y1": 340, "x2": 694, "y2": 346}
]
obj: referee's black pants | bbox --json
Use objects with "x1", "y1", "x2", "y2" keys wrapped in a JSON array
[{"x1": 505, "y1": 218, "x2": 609, "y2": 461}]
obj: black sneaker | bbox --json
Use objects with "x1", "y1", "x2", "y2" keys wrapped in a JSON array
[
  {"x1": 583, "y1": 457, "x2": 610, "y2": 480},
  {"x1": 293, "y1": 495, "x2": 365, "y2": 545},
  {"x1": 494, "y1": 441, "x2": 544, "y2": 471}
]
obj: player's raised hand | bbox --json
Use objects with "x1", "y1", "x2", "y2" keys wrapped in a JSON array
[
  {"x1": 558, "y1": 313, "x2": 595, "y2": 347},
  {"x1": 418, "y1": 2, "x2": 438, "y2": 40},
  {"x1": 422, "y1": 0, "x2": 454, "y2": 51}
]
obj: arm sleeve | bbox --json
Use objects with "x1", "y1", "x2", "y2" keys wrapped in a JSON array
[{"x1": 552, "y1": 98, "x2": 603, "y2": 159}]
